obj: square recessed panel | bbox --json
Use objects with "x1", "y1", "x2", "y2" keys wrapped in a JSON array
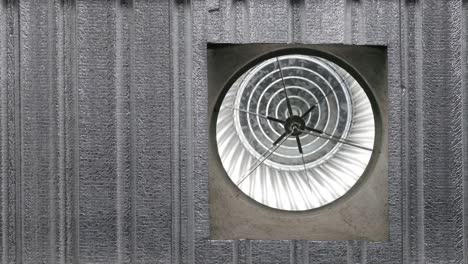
[{"x1": 208, "y1": 44, "x2": 388, "y2": 240}]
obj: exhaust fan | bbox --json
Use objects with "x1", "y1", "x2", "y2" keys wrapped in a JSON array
[{"x1": 209, "y1": 44, "x2": 388, "y2": 240}]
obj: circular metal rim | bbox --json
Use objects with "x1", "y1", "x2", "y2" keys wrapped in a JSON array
[{"x1": 210, "y1": 47, "x2": 384, "y2": 213}]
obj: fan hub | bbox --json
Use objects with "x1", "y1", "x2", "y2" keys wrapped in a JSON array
[{"x1": 284, "y1": 115, "x2": 305, "y2": 136}]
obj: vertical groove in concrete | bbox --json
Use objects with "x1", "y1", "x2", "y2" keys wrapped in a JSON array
[
  {"x1": 128, "y1": 0, "x2": 137, "y2": 263},
  {"x1": 241, "y1": 0, "x2": 250, "y2": 43},
  {"x1": 346, "y1": 241, "x2": 366, "y2": 264},
  {"x1": 289, "y1": 240, "x2": 296, "y2": 264},
  {"x1": 232, "y1": 240, "x2": 238, "y2": 264},
  {"x1": 0, "y1": 1, "x2": 7, "y2": 262},
  {"x1": 127, "y1": 0, "x2": 137, "y2": 262},
  {"x1": 301, "y1": 241, "x2": 308, "y2": 264},
  {"x1": 360, "y1": 241, "x2": 367, "y2": 264},
  {"x1": 55, "y1": 1, "x2": 66, "y2": 262},
  {"x1": 170, "y1": 0, "x2": 181, "y2": 263},
  {"x1": 54, "y1": 1, "x2": 80, "y2": 263},
  {"x1": 65, "y1": 1, "x2": 80, "y2": 263},
  {"x1": 290, "y1": 0, "x2": 304, "y2": 43},
  {"x1": 402, "y1": 0, "x2": 425, "y2": 262},
  {"x1": 228, "y1": 0, "x2": 235, "y2": 42},
  {"x1": 173, "y1": 0, "x2": 196, "y2": 262},
  {"x1": 360, "y1": 243, "x2": 367, "y2": 264},
  {"x1": 17, "y1": 2, "x2": 26, "y2": 263},
  {"x1": 288, "y1": 0, "x2": 294, "y2": 43},
  {"x1": 46, "y1": 0, "x2": 63, "y2": 262},
  {"x1": 352, "y1": 0, "x2": 366, "y2": 44},
  {"x1": 234, "y1": 0, "x2": 242, "y2": 42},
  {"x1": 13, "y1": 0, "x2": 21, "y2": 261},
  {"x1": 114, "y1": 0, "x2": 134, "y2": 262},
  {"x1": 46, "y1": 0, "x2": 70, "y2": 262},
  {"x1": 346, "y1": 242, "x2": 352, "y2": 264},
  {"x1": 115, "y1": 1, "x2": 125, "y2": 261},
  {"x1": 47, "y1": 0, "x2": 57, "y2": 260},
  {"x1": 344, "y1": 0, "x2": 352, "y2": 44},
  {"x1": 416, "y1": 0, "x2": 425, "y2": 262},
  {"x1": 234, "y1": 0, "x2": 246, "y2": 42},
  {"x1": 400, "y1": 0, "x2": 409, "y2": 261},
  {"x1": 246, "y1": 240, "x2": 252, "y2": 264},
  {"x1": 463, "y1": 1, "x2": 468, "y2": 262},
  {"x1": 184, "y1": 1, "x2": 195, "y2": 262}
]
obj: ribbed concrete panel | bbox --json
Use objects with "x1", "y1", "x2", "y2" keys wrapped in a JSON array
[
  {"x1": 18, "y1": 0, "x2": 77, "y2": 262},
  {"x1": 133, "y1": 0, "x2": 171, "y2": 263},
  {"x1": 76, "y1": 1, "x2": 120, "y2": 262},
  {"x1": 0, "y1": 0, "x2": 467, "y2": 263},
  {"x1": 421, "y1": 0, "x2": 463, "y2": 262},
  {"x1": 0, "y1": 1, "x2": 20, "y2": 263},
  {"x1": 401, "y1": 1, "x2": 423, "y2": 262}
]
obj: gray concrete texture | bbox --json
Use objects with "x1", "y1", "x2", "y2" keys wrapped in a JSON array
[{"x1": 0, "y1": 0, "x2": 465, "y2": 263}]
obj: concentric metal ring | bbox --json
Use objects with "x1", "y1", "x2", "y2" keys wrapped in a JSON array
[{"x1": 216, "y1": 54, "x2": 375, "y2": 211}]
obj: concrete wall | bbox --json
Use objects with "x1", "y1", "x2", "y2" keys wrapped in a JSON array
[{"x1": 0, "y1": 0, "x2": 465, "y2": 263}]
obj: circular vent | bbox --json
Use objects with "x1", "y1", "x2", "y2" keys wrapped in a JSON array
[{"x1": 216, "y1": 54, "x2": 375, "y2": 211}]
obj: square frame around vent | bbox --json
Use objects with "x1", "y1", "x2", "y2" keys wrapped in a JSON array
[{"x1": 208, "y1": 44, "x2": 388, "y2": 241}]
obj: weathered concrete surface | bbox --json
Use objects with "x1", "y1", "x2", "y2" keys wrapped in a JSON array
[{"x1": 0, "y1": 0, "x2": 466, "y2": 263}]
